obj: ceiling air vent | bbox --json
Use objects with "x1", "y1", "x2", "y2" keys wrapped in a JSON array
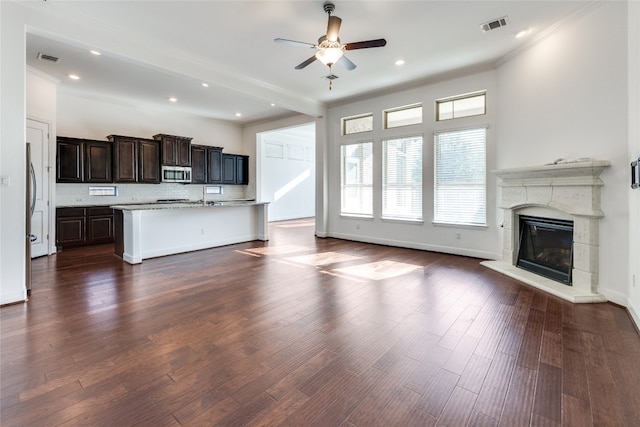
[
  {"x1": 480, "y1": 16, "x2": 509, "y2": 32},
  {"x1": 37, "y1": 52, "x2": 60, "y2": 63}
]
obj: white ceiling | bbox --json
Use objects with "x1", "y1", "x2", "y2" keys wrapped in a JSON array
[{"x1": 25, "y1": 0, "x2": 591, "y2": 125}]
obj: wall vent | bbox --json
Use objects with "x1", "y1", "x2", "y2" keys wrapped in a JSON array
[
  {"x1": 37, "y1": 52, "x2": 60, "y2": 63},
  {"x1": 480, "y1": 16, "x2": 509, "y2": 32}
]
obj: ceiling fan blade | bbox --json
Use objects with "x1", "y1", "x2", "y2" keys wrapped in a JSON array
[
  {"x1": 344, "y1": 39, "x2": 387, "y2": 50},
  {"x1": 295, "y1": 55, "x2": 318, "y2": 70},
  {"x1": 326, "y1": 16, "x2": 342, "y2": 42},
  {"x1": 274, "y1": 38, "x2": 316, "y2": 48},
  {"x1": 337, "y1": 55, "x2": 356, "y2": 71}
]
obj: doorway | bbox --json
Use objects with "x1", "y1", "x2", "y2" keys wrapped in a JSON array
[
  {"x1": 26, "y1": 118, "x2": 52, "y2": 257},
  {"x1": 257, "y1": 123, "x2": 316, "y2": 222}
]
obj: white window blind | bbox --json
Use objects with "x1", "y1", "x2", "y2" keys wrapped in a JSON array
[
  {"x1": 434, "y1": 128, "x2": 486, "y2": 226},
  {"x1": 341, "y1": 142, "x2": 373, "y2": 216},
  {"x1": 383, "y1": 136, "x2": 423, "y2": 221}
]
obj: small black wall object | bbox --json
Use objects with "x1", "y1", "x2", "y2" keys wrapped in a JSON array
[{"x1": 632, "y1": 157, "x2": 639, "y2": 189}]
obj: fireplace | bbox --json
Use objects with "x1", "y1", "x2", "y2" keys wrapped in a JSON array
[
  {"x1": 516, "y1": 215, "x2": 573, "y2": 285},
  {"x1": 481, "y1": 160, "x2": 610, "y2": 303}
]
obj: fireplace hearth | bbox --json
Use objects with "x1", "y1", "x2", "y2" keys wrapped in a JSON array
[
  {"x1": 481, "y1": 160, "x2": 610, "y2": 303},
  {"x1": 516, "y1": 215, "x2": 573, "y2": 285}
]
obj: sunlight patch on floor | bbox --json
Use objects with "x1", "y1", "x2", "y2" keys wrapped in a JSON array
[
  {"x1": 332, "y1": 260, "x2": 422, "y2": 281},
  {"x1": 285, "y1": 251, "x2": 363, "y2": 266}
]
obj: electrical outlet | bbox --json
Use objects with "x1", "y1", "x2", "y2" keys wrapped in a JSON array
[
  {"x1": 356, "y1": 224, "x2": 360, "y2": 230},
  {"x1": 456, "y1": 232, "x2": 462, "y2": 240}
]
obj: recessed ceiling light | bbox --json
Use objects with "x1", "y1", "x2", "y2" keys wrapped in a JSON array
[
  {"x1": 201, "y1": 82, "x2": 209, "y2": 87},
  {"x1": 89, "y1": 50, "x2": 101, "y2": 56},
  {"x1": 516, "y1": 29, "x2": 531, "y2": 38},
  {"x1": 168, "y1": 97, "x2": 178, "y2": 103},
  {"x1": 68, "y1": 74, "x2": 80, "y2": 80},
  {"x1": 235, "y1": 113, "x2": 242, "y2": 117},
  {"x1": 270, "y1": 103, "x2": 276, "y2": 107},
  {"x1": 395, "y1": 59, "x2": 405, "y2": 66}
]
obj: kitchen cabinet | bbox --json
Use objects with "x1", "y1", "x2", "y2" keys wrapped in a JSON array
[
  {"x1": 221, "y1": 153, "x2": 249, "y2": 185},
  {"x1": 56, "y1": 207, "x2": 86, "y2": 248},
  {"x1": 191, "y1": 144, "x2": 208, "y2": 184},
  {"x1": 56, "y1": 206, "x2": 115, "y2": 250},
  {"x1": 109, "y1": 135, "x2": 161, "y2": 183},
  {"x1": 207, "y1": 147, "x2": 223, "y2": 184},
  {"x1": 195, "y1": 146, "x2": 247, "y2": 185},
  {"x1": 153, "y1": 133, "x2": 192, "y2": 166},
  {"x1": 87, "y1": 207, "x2": 115, "y2": 244},
  {"x1": 56, "y1": 137, "x2": 112, "y2": 183},
  {"x1": 222, "y1": 154, "x2": 237, "y2": 184},
  {"x1": 235, "y1": 155, "x2": 249, "y2": 185}
]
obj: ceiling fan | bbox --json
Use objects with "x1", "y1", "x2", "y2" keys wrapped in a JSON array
[{"x1": 274, "y1": 1, "x2": 387, "y2": 89}]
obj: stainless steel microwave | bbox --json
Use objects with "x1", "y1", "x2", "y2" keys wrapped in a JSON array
[{"x1": 161, "y1": 165, "x2": 192, "y2": 183}]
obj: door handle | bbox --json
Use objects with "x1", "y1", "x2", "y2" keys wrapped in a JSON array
[{"x1": 29, "y1": 234, "x2": 37, "y2": 242}]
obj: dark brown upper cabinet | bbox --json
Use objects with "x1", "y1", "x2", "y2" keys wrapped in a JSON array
[
  {"x1": 222, "y1": 154, "x2": 237, "y2": 184},
  {"x1": 56, "y1": 137, "x2": 112, "y2": 183},
  {"x1": 191, "y1": 145, "x2": 208, "y2": 184},
  {"x1": 153, "y1": 134, "x2": 192, "y2": 167},
  {"x1": 207, "y1": 147, "x2": 223, "y2": 184},
  {"x1": 205, "y1": 148, "x2": 247, "y2": 185},
  {"x1": 108, "y1": 135, "x2": 160, "y2": 184}
]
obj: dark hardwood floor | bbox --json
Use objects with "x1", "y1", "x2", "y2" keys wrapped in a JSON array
[{"x1": 2, "y1": 218, "x2": 640, "y2": 426}]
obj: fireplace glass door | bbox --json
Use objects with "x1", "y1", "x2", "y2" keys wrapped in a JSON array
[{"x1": 516, "y1": 215, "x2": 574, "y2": 285}]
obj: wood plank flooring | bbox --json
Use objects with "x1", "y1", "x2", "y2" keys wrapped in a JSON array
[{"x1": 2, "y1": 218, "x2": 640, "y2": 426}]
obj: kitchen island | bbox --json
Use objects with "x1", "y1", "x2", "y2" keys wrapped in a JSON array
[{"x1": 112, "y1": 200, "x2": 268, "y2": 264}]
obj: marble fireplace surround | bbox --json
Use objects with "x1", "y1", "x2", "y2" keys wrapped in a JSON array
[{"x1": 481, "y1": 160, "x2": 610, "y2": 303}]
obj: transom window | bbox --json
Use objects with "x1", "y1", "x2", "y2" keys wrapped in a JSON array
[
  {"x1": 384, "y1": 104, "x2": 422, "y2": 129},
  {"x1": 436, "y1": 92, "x2": 486, "y2": 121},
  {"x1": 342, "y1": 113, "x2": 373, "y2": 135}
]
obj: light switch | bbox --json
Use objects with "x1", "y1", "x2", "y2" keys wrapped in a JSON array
[{"x1": 0, "y1": 175, "x2": 9, "y2": 186}]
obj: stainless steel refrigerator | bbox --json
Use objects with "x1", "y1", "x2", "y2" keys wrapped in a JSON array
[{"x1": 26, "y1": 143, "x2": 36, "y2": 294}]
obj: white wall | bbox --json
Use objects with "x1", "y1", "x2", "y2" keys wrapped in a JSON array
[
  {"x1": 58, "y1": 90, "x2": 242, "y2": 149},
  {"x1": 1, "y1": 1, "x2": 28, "y2": 304},
  {"x1": 326, "y1": 70, "x2": 500, "y2": 260},
  {"x1": 258, "y1": 124, "x2": 316, "y2": 221},
  {"x1": 627, "y1": 0, "x2": 640, "y2": 326},
  {"x1": 496, "y1": 1, "x2": 630, "y2": 304},
  {"x1": 242, "y1": 114, "x2": 325, "y2": 225}
]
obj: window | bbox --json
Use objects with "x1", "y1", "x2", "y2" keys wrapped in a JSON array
[
  {"x1": 343, "y1": 113, "x2": 373, "y2": 135},
  {"x1": 434, "y1": 127, "x2": 486, "y2": 226},
  {"x1": 436, "y1": 92, "x2": 486, "y2": 121},
  {"x1": 341, "y1": 142, "x2": 373, "y2": 216},
  {"x1": 383, "y1": 136, "x2": 423, "y2": 221},
  {"x1": 384, "y1": 104, "x2": 422, "y2": 129}
]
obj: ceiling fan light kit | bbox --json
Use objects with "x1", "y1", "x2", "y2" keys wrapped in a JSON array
[{"x1": 275, "y1": 1, "x2": 386, "y2": 90}]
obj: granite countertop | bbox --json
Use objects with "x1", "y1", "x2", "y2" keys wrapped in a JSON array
[{"x1": 110, "y1": 199, "x2": 267, "y2": 211}]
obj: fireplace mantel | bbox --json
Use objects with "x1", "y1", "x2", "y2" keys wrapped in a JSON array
[{"x1": 482, "y1": 159, "x2": 610, "y2": 303}]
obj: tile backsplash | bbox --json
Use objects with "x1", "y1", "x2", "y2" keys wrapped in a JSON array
[{"x1": 57, "y1": 183, "x2": 249, "y2": 207}]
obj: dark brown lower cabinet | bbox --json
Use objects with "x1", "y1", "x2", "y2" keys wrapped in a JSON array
[{"x1": 56, "y1": 206, "x2": 115, "y2": 250}]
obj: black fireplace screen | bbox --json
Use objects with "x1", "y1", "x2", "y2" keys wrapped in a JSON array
[{"x1": 516, "y1": 215, "x2": 574, "y2": 285}]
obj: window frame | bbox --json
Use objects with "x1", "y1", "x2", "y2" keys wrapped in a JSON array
[
  {"x1": 342, "y1": 113, "x2": 374, "y2": 135},
  {"x1": 436, "y1": 91, "x2": 486, "y2": 121},
  {"x1": 383, "y1": 103, "x2": 423, "y2": 129}
]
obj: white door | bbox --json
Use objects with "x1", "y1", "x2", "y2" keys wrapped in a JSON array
[{"x1": 26, "y1": 118, "x2": 50, "y2": 258}]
